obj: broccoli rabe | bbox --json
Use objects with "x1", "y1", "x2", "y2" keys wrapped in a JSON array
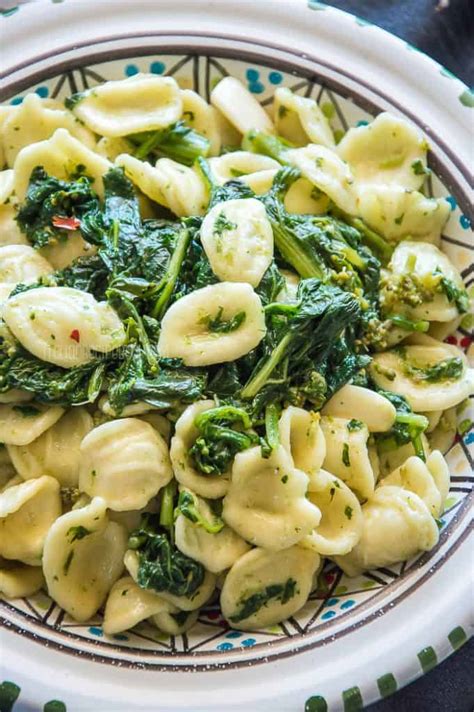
[{"x1": 127, "y1": 120, "x2": 210, "y2": 165}]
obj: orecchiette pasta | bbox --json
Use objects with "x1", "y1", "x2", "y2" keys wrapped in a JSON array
[
  {"x1": 124, "y1": 549, "x2": 216, "y2": 612},
  {"x1": 0, "y1": 476, "x2": 61, "y2": 565},
  {"x1": 278, "y1": 406, "x2": 326, "y2": 475},
  {"x1": 0, "y1": 169, "x2": 14, "y2": 204},
  {"x1": 300, "y1": 469, "x2": 363, "y2": 556},
  {"x1": 0, "y1": 245, "x2": 53, "y2": 286},
  {"x1": 181, "y1": 89, "x2": 221, "y2": 156},
  {"x1": 13, "y1": 128, "x2": 112, "y2": 199},
  {"x1": 0, "y1": 403, "x2": 64, "y2": 446},
  {"x1": 211, "y1": 77, "x2": 274, "y2": 135},
  {"x1": 378, "y1": 434, "x2": 431, "y2": 478},
  {"x1": 356, "y1": 185, "x2": 450, "y2": 244},
  {"x1": 78, "y1": 419, "x2": 172, "y2": 511},
  {"x1": 175, "y1": 489, "x2": 251, "y2": 573},
  {"x1": 70, "y1": 74, "x2": 183, "y2": 137},
  {"x1": 0, "y1": 560, "x2": 45, "y2": 599},
  {"x1": 151, "y1": 608, "x2": 199, "y2": 635},
  {"x1": 370, "y1": 339, "x2": 474, "y2": 412},
  {"x1": 285, "y1": 144, "x2": 357, "y2": 214},
  {"x1": 220, "y1": 546, "x2": 320, "y2": 630},
  {"x1": 200, "y1": 198, "x2": 273, "y2": 286},
  {"x1": 380, "y1": 450, "x2": 450, "y2": 517},
  {"x1": 42, "y1": 497, "x2": 128, "y2": 621},
  {"x1": 334, "y1": 486, "x2": 439, "y2": 577},
  {"x1": 322, "y1": 385, "x2": 397, "y2": 432},
  {"x1": 0, "y1": 446, "x2": 16, "y2": 488},
  {"x1": 208, "y1": 151, "x2": 280, "y2": 185},
  {"x1": 7, "y1": 408, "x2": 93, "y2": 487},
  {"x1": 274, "y1": 87, "x2": 335, "y2": 148},
  {"x1": 3, "y1": 286, "x2": 126, "y2": 368},
  {"x1": 170, "y1": 401, "x2": 231, "y2": 499},
  {"x1": 337, "y1": 112, "x2": 428, "y2": 190},
  {"x1": 158, "y1": 282, "x2": 266, "y2": 366},
  {"x1": 222, "y1": 445, "x2": 321, "y2": 550},
  {"x1": 320, "y1": 416, "x2": 378, "y2": 500},
  {"x1": 2, "y1": 93, "x2": 96, "y2": 166},
  {"x1": 39, "y1": 231, "x2": 96, "y2": 271},
  {"x1": 0, "y1": 205, "x2": 29, "y2": 247},
  {"x1": 116, "y1": 154, "x2": 208, "y2": 216},
  {"x1": 427, "y1": 407, "x2": 457, "y2": 454},
  {"x1": 102, "y1": 576, "x2": 170, "y2": 635},
  {"x1": 384, "y1": 241, "x2": 466, "y2": 321}
]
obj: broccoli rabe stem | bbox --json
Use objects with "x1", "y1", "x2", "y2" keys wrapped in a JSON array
[
  {"x1": 130, "y1": 121, "x2": 210, "y2": 166},
  {"x1": 241, "y1": 332, "x2": 293, "y2": 399},
  {"x1": 332, "y1": 209, "x2": 393, "y2": 264},
  {"x1": 379, "y1": 412, "x2": 429, "y2": 461},
  {"x1": 159, "y1": 480, "x2": 178, "y2": 531},
  {"x1": 174, "y1": 491, "x2": 224, "y2": 534},
  {"x1": 264, "y1": 403, "x2": 281, "y2": 451},
  {"x1": 242, "y1": 130, "x2": 293, "y2": 164},
  {"x1": 106, "y1": 288, "x2": 157, "y2": 371},
  {"x1": 387, "y1": 314, "x2": 430, "y2": 333},
  {"x1": 151, "y1": 227, "x2": 191, "y2": 319},
  {"x1": 271, "y1": 220, "x2": 326, "y2": 280}
]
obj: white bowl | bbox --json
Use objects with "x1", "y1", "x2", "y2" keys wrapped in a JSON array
[{"x1": 1, "y1": 1, "x2": 472, "y2": 710}]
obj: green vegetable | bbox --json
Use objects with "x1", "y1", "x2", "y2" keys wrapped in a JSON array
[
  {"x1": 411, "y1": 159, "x2": 430, "y2": 176},
  {"x1": 174, "y1": 491, "x2": 224, "y2": 534},
  {"x1": 128, "y1": 512, "x2": 205, "y2": 598},
  {"x1": 342, "y1": 443, "x2": 351, "y2": 467},
  {"x1": 401, "y1": 355, "x2": 464, "y2": 383},
  {"x1": 202, "y1": 307, "x2": 246, "y2": 334},
  {"x1": 229, "y1": 577, "x2": 297, "y2": 623},
  {"x1": 375, "y1": 390, "x2": 429, "y2": 461},
  {"x1": 437, "y1": 275, "x2": 469, "y2": 314},
  {"x1": 387, "y1": 314, "x2": 430, "y2": 333},
  {"x1": 67, "y1": 526, "x2": 91, "y2": 542},
  {"x1": 16, "y1": 167, "x2": 101, "y2": 249},
  {"x1": 189, "y1": 405, "x2": 259, "y2": 476},
  {"x1": 344, "y1": 505, "x2": 353, "y2": 520},
  {"x1": 347, "y1": 419, "x2": 364, "y2": 432},
  {"x1": 128, "y1": 120, "x2": 210, "y2": 166}
]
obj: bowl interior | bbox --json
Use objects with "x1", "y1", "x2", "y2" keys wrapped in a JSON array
[{"x1": 2, "y1": 49, "x2": 473, "y2": 671}]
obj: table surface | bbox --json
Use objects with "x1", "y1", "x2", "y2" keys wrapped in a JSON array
[
  {"x1": 324, "y1": 5, "x2": 473, "y2": 707},
  {"x1": 2, "y1": 1, "x2": 472, "y2": 710}
]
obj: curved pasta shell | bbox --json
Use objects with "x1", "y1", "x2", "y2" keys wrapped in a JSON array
[
  {"x1": 211, "y1": 77, "x2": 274, "y2": 135},
  {"x1": 0, "y1": 170, "x2": 14, "y2": 204},
  {"x1": 283, "y1": 177, "x2": 330, "y2": 215},
  {"x1": 95, "y1": 136, "x2": 132, "y2": 161},
  {"x1": 222, "y1": 445, "x2": 321, "y2": 551},
  {"x1": 370, "y1": 341, "x2": 474, "y2": 412},
  {"x1": 427, "y1": 407, "x2": 457, "y2": 454},
  {"x1": 274, "y1": 87, "x2": 335, "y2": 147},
  {"x1": 102, "y1": 576, "x2": 170, "y2": 635},
  {"x1": 158, "y1": 282, "x2": 266, "y2": 366},
  {"x1": 200, "y1": 198, "x2": 273, "y2": 287},
  {"x1": 71, "y1": 75, "x2": 182, "y2": 137},
  {"x1": 337, "y1": 112, "x2": 428, "y2": 190},
  {"x1": 0, "y1": 403, "x2": 64, "y2": 446},
  {"x1": 356, "y1": 185, "x2": 450, "y2": 244},
  {"x1": 2, "y1": 93, "x2": 96, "y2": 167},
  {"x1": 8, "y1": 408, "x2": 93, "y2": 487},
  {"x1": 40, "y1": 231, "x2": 96, "y2": 271},
  {"x1": 300, "y1": 469, "x2": 363, "y2": 556},
  {"x1": 320, "y1": 416, "x2": 377, "y2": 500},
  {"x1": 181, "y1": 89, "x2": 221, "y2": 156},
  {"x1": 334, "y1": 485, "x2": 439, "y2": 577},
  {"x1": 3, "y1": 286, "x2": 126, "y2": 368},
  {"x1": 42, "y1": 497, "x2": 128, "y2": 621},
  {"x1": 79, "y1": 418, "x2": 172, "y2": 512},
  {"x1": 322, "y1": 385, "x2": 396, "y2": 432},
  {"x1": 380, "y1": 453, "x2": 447, "y2": 516},
  {"x1": 0, "y1": 245, "x2": 53, "y2": 286},
  {"x1": 385, "y1": 241, "x2": 465, "y2": 321},
  {"x1": 0, "y1": 446, "x2": 16, "y2": 488},
  {"x1": 278, "y1": 406, "x2": 326, "y2": 475},
  {"x1": 175, "y1": 488, "x2": 251, "y2": 573},
  {"x1": 0, "y1": 205, "x2": 29, "y2": 247},
  {"x1": 378, "y1": 434, "x2": 431, "y2": 477},
  {"x1": 13, "y1": 128, "x2": 112, "y2": 200},
  {"x1": 285, "y1": 144, "x2": 357, "y2": 214},
  {"x1": 0, "y1": 562, "x2": 44, "y2": 599},
  {"x1": 208, "y1": 151, "x2": 279, "y2": 185},
  {"x1": 117, "y1": 154, "x2": 208, "y2": 217},
  {"x1": 151, "y1": 608, "x2": 199, "y2": 635},
  {"x1": 170, "y1": 400, "x2": 231, "y2": 499},
  {"x1": 220, "y1": 546, "x2": 320, "y2": 630},
  {"x1": 124, "y1": 549, "x2": 216, "y2": 612},
  {"x1": 0, "y1": 476, "x2": 61, "y2": 565}
]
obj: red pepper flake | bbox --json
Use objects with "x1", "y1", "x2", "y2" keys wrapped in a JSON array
[
  {"x1": 52, "y1": 215, "x2": 81, "y2": 231},
  {"x1": 70, "y1": 329, "x2": 80, "y2": 343}
]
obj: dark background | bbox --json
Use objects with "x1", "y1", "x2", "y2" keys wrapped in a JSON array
[{"x1": 327, "y1": 3, "x2": 473, "y2": 710}]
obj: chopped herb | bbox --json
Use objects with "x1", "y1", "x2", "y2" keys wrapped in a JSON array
[
  {"x1": 174, "y1": 490, "x2": 224, "y2": 534},
  {"x1": 213, "y1": 211, "x2": 237, "y2": 236},
  {"x1": 67, "y1": 525, "x2": 91, "y2": 542},
  {"x1": 202, "y1": 306, "x2": 246, "y2": 334},
  {"x1": 411, "y1": 159, "x2": 429, "y2": 176},
  {"x1": 344, "y1": 505, "x2": 353, "y2": 520},
  {"x1": 342, "y1": 442, "x2": 351, "y2": 467},
  {"x1": 63, "y1": 550, "x2": 74, "y2": 575},
  {"x1": 347, "y1": 419, "x2": 364, "y2": 432},
  {"x1": 229, "y1": 578, "x2": 297, "y2": 623},
  {"x1": 281, "y1": 474, "x2": 289, "y2": 484},
  {"x1": 12, "y1": 405, "x2": 40, "y2": 417}
]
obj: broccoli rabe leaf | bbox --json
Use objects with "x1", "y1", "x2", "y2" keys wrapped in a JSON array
[
  {"x1": 375, "y1": 389, "x2": 429, "y2": 461},
  {"x1": 174, "y1": 491, "x2": 224, "y2": 534},
  {"x1": 16, "y1": 167, "x2": 101, "y2": 249},
  {"x1": 128, "y1": 513, "x2": 205, "y2": 597},
  {"x1": 189, "y1": 405, "x2": 259, "y2": 476},
  {"x1": 128, "y1": 120, "x2": 210, "y2": 166}
]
